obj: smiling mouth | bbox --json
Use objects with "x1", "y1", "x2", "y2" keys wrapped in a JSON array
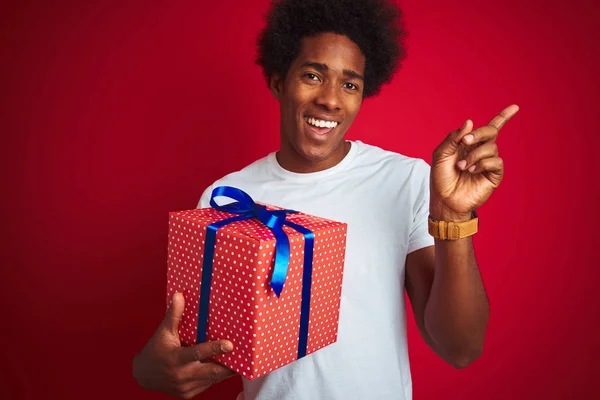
[
  {"x1": 304, "y1": 116, "x2": 339, "y2": 129},
  {"x1": 304, "y1": 116, "x2": 339, "y2": 136}
]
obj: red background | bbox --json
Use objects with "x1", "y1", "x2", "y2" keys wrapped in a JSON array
[{"x1": 1, "y1": 0, "x2": 599, "y2": 399}]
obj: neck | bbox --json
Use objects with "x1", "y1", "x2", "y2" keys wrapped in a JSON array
[{"x1": 276, "y1": 140, "x2": 351, "y2": 173}]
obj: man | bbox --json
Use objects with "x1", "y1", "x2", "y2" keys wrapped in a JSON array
[{"x1": 132, "y1": 0, "x2": 518, "y2": 398}]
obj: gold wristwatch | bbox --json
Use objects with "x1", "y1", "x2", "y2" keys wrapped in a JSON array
[{"x1": 428, "y1": 210, "x2": 479, "y2": 240}]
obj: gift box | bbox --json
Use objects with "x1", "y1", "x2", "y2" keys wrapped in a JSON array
[{"x1": 166, "y1": 186, "x2": 347, "y2": 380}]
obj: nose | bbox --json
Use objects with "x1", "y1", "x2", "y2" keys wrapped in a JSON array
[{"x1": 314, "y1": 82, "x2": 341, "y2": 111}]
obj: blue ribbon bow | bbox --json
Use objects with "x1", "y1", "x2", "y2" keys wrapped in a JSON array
[
  {"x1": 208, "y1": 186, "x2": 297, "y2": 296},
  {"x1": 196, "y1": 186, "x2": 315, "y2": 359}
]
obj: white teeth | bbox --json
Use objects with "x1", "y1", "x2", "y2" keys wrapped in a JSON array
[{"x1": 305, "y1": 117, "x2": 338, "y2": 129}]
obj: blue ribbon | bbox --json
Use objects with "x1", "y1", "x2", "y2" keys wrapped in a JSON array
[
  {"x1": 196, "y1": 186, "x2": 314, "y2": 359},
  {"x1": 282, "y1": 221, "x2": 314, "y2": 358}
]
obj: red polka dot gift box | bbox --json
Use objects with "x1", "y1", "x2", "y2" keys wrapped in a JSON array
[{"x1": 166, "y1": 186, "x2": 347, "y2": 380}]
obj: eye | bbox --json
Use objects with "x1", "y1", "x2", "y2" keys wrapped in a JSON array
[
  {"x1": 304, "y1": 73, "x2": 320, "y2": 81},
  {"x1": 344, "y1": 82, "x2": 359, "y2": 91}
]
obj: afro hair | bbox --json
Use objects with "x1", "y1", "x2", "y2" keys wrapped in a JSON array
[{"x1": 256, "y1": 0, "x2": 407, "y2": 98}]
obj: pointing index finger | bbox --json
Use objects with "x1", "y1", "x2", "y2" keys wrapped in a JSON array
[{"x1": 488, "y1": 104, "x2": 519, "y2": 131}]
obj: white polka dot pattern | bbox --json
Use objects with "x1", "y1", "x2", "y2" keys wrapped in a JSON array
[{"x1": 166, "y1": 206, "x2": 347, "y2": 380}]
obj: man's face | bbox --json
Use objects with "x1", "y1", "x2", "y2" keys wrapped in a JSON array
[{"x1": 273, "y1": 33, "x2": 366, "y2": 170}]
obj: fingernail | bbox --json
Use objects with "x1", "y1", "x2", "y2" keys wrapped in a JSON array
[
  {"x1": 457, "y1": 160, "x2": 467, "y2": 170},
  {"x1": 221, "y1": 342, "x2": 233, "y2": 352},
  {"x1": 468, "y1": 165, "x2": 476, "y2": 172},
  {"x1": 463, "y1": 134, "x2": 474, "y2": 144}
]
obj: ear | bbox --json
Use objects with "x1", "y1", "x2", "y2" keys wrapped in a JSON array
[{"x1": 269, "y1": 74, "x2": 284, "y2": 100}]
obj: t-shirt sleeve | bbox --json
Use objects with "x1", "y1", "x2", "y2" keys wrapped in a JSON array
[{"x1": 408, "y1": 160, "x2": 435, "y2": 254}]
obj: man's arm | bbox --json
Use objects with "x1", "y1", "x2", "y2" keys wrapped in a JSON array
[
  {"x1": 405, "y1": 237, "x2": 489, "y2": 369},
  {"x1": 404, "y1": 104, "x2": 518, "y2": 368}
]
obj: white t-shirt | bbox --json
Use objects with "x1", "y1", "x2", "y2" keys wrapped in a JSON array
[{"x1": 198, "y1": 140, "x2": 434, "y2": 400}]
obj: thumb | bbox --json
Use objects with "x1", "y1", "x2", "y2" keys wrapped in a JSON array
[
  {"x1": 436, "y1": 119, "x2": 473, "y2": 158},
  {"x1": 162, "y1": 292, "x2": 185, "y2": 337}
]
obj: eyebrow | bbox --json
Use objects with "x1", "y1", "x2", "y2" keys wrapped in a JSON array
[{"x1": 300, "y1": 61, "x2": 365, "y2": 81}]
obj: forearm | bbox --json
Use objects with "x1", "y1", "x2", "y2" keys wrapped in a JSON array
[{"x1": 424, "y1": 210, "x2": 489, "y2": 367}]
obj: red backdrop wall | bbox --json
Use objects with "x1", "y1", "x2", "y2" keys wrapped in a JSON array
[{"x1": 1, "y1": 0, "x2": 599, "y2": 399}]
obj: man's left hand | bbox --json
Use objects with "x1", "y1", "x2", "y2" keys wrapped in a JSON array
[{"x1": 429, "y1": 104, "x2": 519, "y2": 221}]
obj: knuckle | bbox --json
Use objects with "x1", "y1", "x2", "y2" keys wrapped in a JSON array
[
  {"x1": 487, "y1": 124, "x2": 499, "y2": 135},
  {"x1": 211, "y1": 342, "x2": 223, "y2": 355},
  {"x1": 466, "y1": 151, "x2": 479, "y2": 164},
  {"x1": 171, "y1": 369, "x2": 186, "y2": 385},
  {"x1": 210, "y1": 365, "x2": 223, "y2": 383},
  {"x1": 192, "y1": 346, "x2": 203, "y2": 362}
]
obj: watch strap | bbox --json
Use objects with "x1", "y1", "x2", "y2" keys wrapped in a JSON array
[{"x1": 428, "y1": 211, "x2": 479, "y2": 240}]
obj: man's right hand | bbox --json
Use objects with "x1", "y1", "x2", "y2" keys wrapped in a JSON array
[{"x1": 132, "y1": 292, "x2": 237, "y2": 399}]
